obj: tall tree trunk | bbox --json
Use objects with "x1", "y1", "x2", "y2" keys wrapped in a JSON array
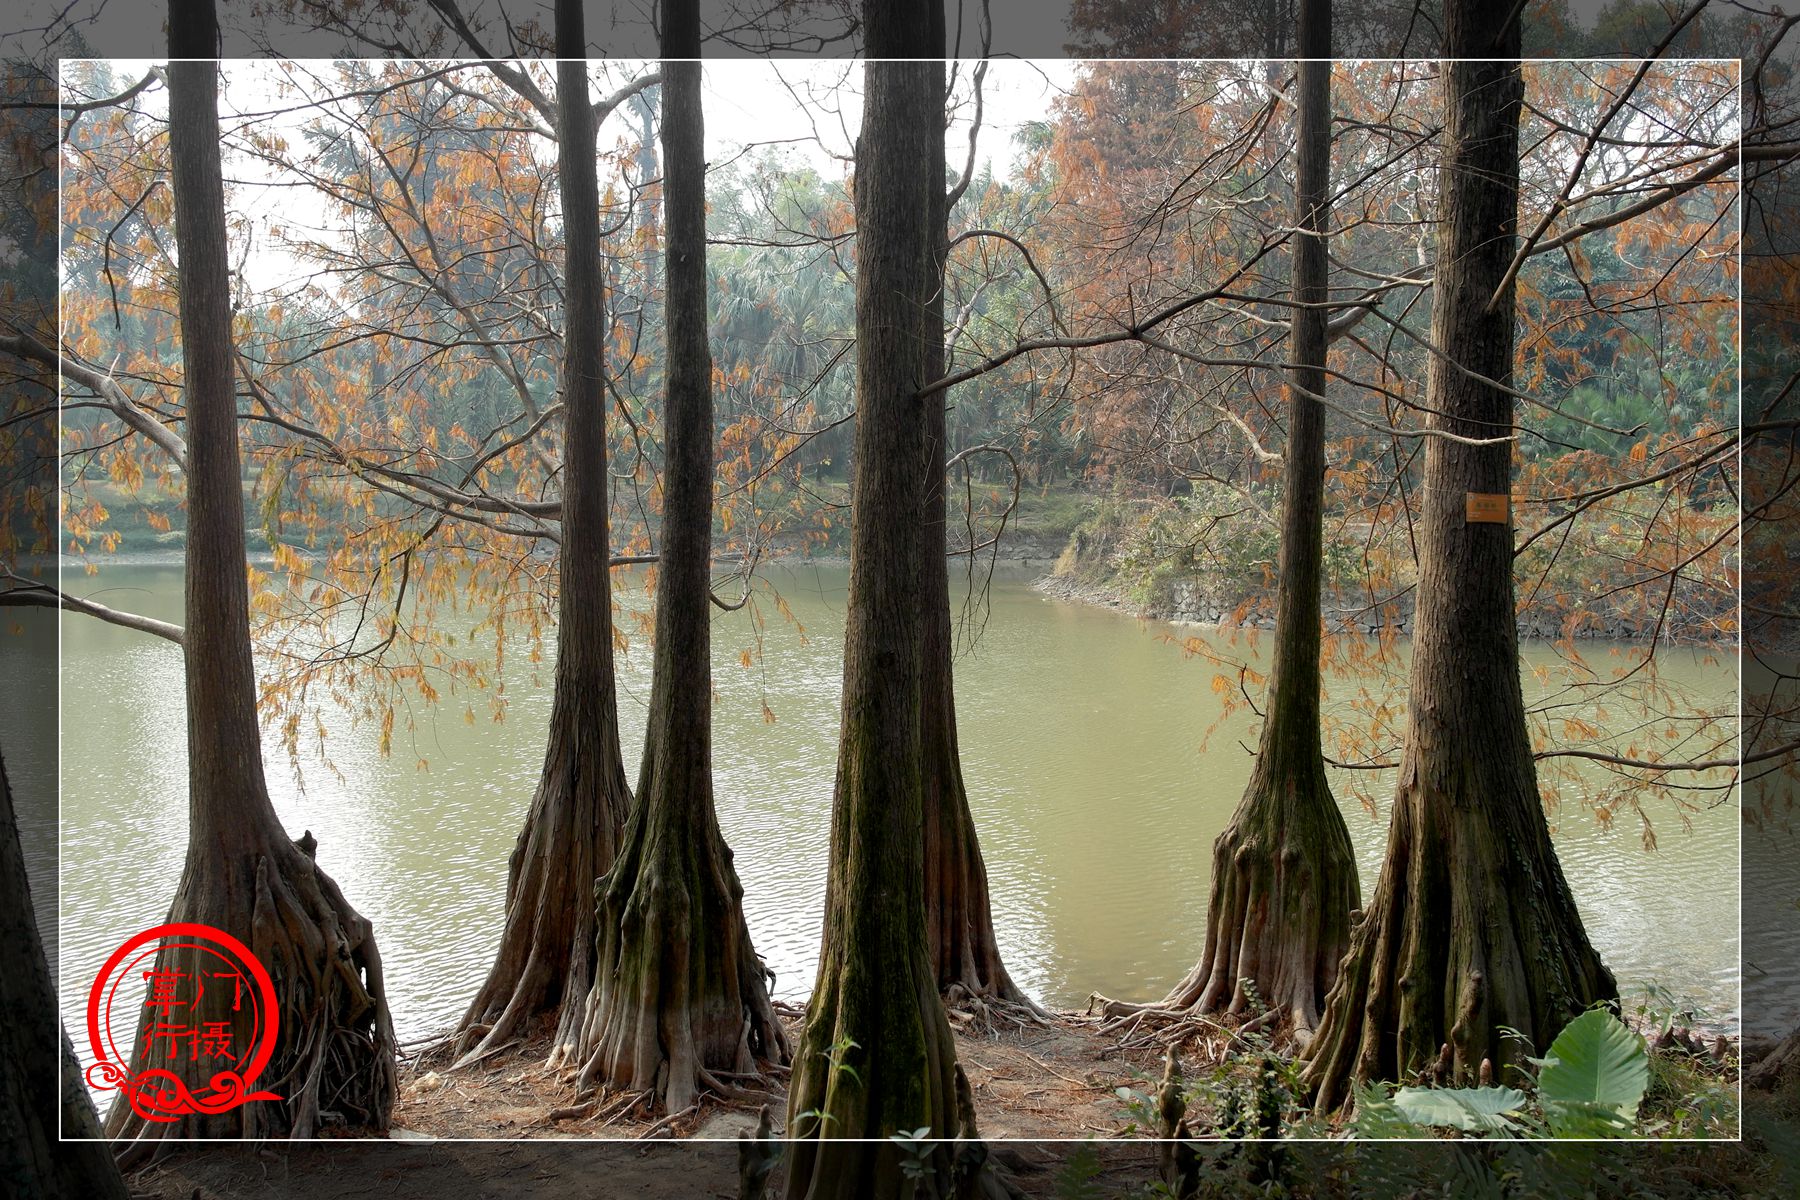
[
  {"x1": 631, "y1": 88, "x2": 660, "y2": 309},
  {"x1": 783, "y1": 10, "x2": 962, "y2": 1195},
  {"x1": 0, "y1": 750, "x2": 129, "y2": 1200},
  {"x1": 571, "y1": 0, "x2": 789, "y2": 1114},
  {"x1": 111, "y1": 10, "x2": 397, "y2": 1160},
  {"x1": 1300, "y1": 1, "x2": 1616, "y2": 1112},
  {"x1": 1155, "y1": 0, "x2": 1356, "y2": 1038},
  {"x1": 920, "y1": 25, "x2": 1028, "y2": 1012},
  {"x1": 454, "y1": 0, "x2": 634, "y2": 1068}
]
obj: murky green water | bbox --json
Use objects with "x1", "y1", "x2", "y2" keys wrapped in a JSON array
[{"x1": 50, "y1": 561, "x2": 1745, "y2": 1050}]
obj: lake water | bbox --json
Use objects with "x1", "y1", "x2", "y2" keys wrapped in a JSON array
[{"x1": 43, "y1": 560, "x2": 1755, "y2": 1054}]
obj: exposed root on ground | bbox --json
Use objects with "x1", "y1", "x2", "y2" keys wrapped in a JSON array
[
  {"x1": 945, "y1": 984, "x2": 1051, "y2": 1036},
  {"x1": 393, "y1": 1006, "x2": 1157, "y2": 1142},
  {"x1": 1086, "y1": 992, "x2": 1286, "y2": 1062}
]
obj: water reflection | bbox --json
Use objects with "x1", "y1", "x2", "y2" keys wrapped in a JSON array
[{"x1": 57, "y1": 561, "x2": 1744, "y2": 1056}]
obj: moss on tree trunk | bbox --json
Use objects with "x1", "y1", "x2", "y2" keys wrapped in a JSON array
[
  {"x1": 576, "y1": 807, "x2": 788, "y2": 1111},
  {"x1": 1301, "y1": 0, "x2": 1616, "y2": 1111},
  {"x1": 570, "y1": 14, "x2": 787, "y2": 1113},
  {"x1": 111, "y1": 26, "x2": 396, "y2": 1162},
  {"x1": 453, "y1": 0, "x2": 633, "y2": 1068}
]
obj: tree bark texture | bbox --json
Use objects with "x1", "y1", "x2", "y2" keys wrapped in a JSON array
[
  {"x1": 1162, "y1": 0, "x2": 1357, "y2": 1037},
  {"x1": 920, "y1": 50, "x2": 1027, "y2": 1009},
  {"x1": 1301, "y1": 1, "x2": 1617, "y2": 1112},
  {"x1": 571, "y1": 2, "x2": 788, "y2": 1113},
  {"x1": 110, "y1": 39, "x2": 396, "y2": 1161},
  {"x1": 454, "y1": 0, "x2": 635, "y2": 1068},
  {"x1": 783, "y1": 45, "x2": 962, "y2": 1200}
]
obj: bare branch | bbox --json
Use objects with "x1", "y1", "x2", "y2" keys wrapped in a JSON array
[
  {"x1": 0, "y1": 330, "x2": 190, "y2": 469},
  {"x1": 0, "y1": 578, "x2": 185, "y2": 646}
]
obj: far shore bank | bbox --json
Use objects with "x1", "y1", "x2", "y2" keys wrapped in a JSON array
[
  {"x1": 1029, "y1": 568, "x2": 1737, "y2": 645},
  {"x1": 37, "y1": 537, "x2": 1733, "y2": 647}
]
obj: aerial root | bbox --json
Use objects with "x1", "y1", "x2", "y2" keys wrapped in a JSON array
[
  {"x1": 592, "y1": 1089, "x2": 654, "y2": 1129},
  {"x1": 109, "y1": 839, "x2": 396, "y2": 1168},
  {"x1": 558, "y1": 1061, "x2": 778, "y2": 1134},
  {"x1": 568, "y1": 1062, "x2": 778, "y2": 1138},
  {"x1": 1087, "y1": 993, "x2": 1184, "y2": 1027},
  {"x1": 450, "y1": 1002, "x2": 530, "y2": 1069},
  {"x1": 396, "y1": 1028, "x2": 463, "y2": 1065}
]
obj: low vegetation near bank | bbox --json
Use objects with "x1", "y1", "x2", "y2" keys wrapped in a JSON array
[{"x1": 1039, "y1": 484, "x2": 1734, "y2": 643}]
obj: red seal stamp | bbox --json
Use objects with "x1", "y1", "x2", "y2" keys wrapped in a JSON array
[{"x1": 85, "y1": 922, "x2": 283, "y2": 1122}]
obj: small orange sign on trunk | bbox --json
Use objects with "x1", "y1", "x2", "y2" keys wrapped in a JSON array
[{"x1": 1465, "y1": 492, "x2": 1510, "y2": 524}]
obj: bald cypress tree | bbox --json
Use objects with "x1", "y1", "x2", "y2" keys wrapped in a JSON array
[
  {"x1": 452, "y1": 0, "x2": 635, "y2": 1068},
  {"x1": 571, "y1": 0, "x2": 789, "y2": 1112},
  {"x1": 110, "y1": 3, "x2": 396, "y2": 1160},
  {"x1": 1153, "y1": 0, "x2": 1358, "y2": 1037},
  {"x1": 1301, "y1": 0, "x2": 1616, "y2": 1110},
  {"x1": 783, "y1": 3, "x2": 964, "y2": 1192}
]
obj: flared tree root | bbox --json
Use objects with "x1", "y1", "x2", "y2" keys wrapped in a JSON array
[
  {"x1": 1156, "y1": 763, "x2": 1357, "y2": 1040},
  {"x1": 570, "y1": 810, "x2": 789, "y2": 1113},
  {"x1": 109, "y1": 830, "x2": 396, "y2": 1166},
  {"x1": 1300, "y1": 772, "x2": 1616, "y2": 1113},
  {"x1": 783, "y1": 941, "x2": 958, "y2": 1200},
  {"x1": 450, "y1": 742, "x2": 630, "y2": 1069},
  {"x1": 1088, "y1": 766, "x2": 1353, "y2": 1058}
]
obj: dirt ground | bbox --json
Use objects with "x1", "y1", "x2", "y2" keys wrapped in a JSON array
[
  {"x1": 125, "y1": 1004, "x2": 1178, "y2": 1199},
  {"x1": 120, "y1": 1007, "x2": 1757, "y2": 1199},
  {"x1": 388, "y1": 1003, "x2": 1170, "y2": 1141},
  {"x1": 127, "y1": 1139, "x2": 1164, "y2": 1200}
]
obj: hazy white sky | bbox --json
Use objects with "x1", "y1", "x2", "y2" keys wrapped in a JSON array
[
  {"x1": 66, "y1": 58, "x2": 1077, "y2": 293},
  {"x1": 701, "y1": 58, "x2": 1076, "y2": 179},
  {"x1": 11, "y1": 1, "x2": 1084, "y2": 60}
]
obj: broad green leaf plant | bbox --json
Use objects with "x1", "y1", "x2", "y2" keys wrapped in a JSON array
[{"x1": 1352, "y1": 1008, "x2": 1656, "y2": 1139}]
